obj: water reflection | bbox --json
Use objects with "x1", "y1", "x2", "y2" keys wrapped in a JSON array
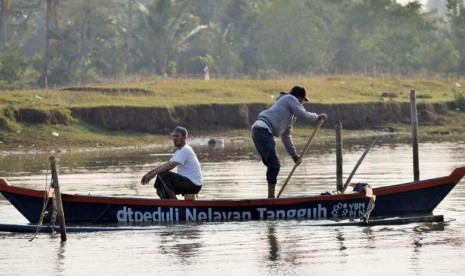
[
  {"x1": 54, "y1": 242, "x2": 66, "y2": 275},
  {"x1": 1, "y1": 138, "x2": 465, "y2": 275},
  {"x1": 266, "y1": 223, "x2": 279, "y2": 262},
  {"x1": 157, "y1": 226, "x2": 204, "y2": 265},
  {"x1": 362, "y1": 226, "x2": 376, "y2": 249},
  {"x1": 336, "y1": 229, "x2": 347, "y2": 251}
]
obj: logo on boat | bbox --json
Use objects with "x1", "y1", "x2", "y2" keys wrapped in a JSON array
[
  {"x1": 116, "y1": 202, "x2": 366, "y2": 222},
  {"x1": 330, "y1": 202, "x2": 366, "y2": 219}
]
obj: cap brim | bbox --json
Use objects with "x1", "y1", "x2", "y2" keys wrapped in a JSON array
[{"x1": 304, "y1": 96, "x2": 309, "y2": 101}]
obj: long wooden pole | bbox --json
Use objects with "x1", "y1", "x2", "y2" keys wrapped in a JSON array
[
  {"x1": 277, "y1": 118, "x2": 325, "y2": 198},
  {"x1": 342, "y1": 138, "x2": 377, "y2": 193},
  {"x1": 50, "y1": 156, "x2": 67, "y2": 241},
  {"x1": 410, "y1": 89, "x2": 420, "y2": 181},
  {"x1": 335, "y1": 122, "x2": 343, "y2": 192}
]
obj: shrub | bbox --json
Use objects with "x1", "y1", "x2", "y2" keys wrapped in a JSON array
[
  {"x1": 416, "y1": 93, "x2": 432, "y2": 99},
  {"x1": 454, "y1": 91, "x2": 465, "y2": 111},
  {"x1": 0, "y1": 108, "x2": 19, "y2": 132},
  {"x1": 0, "y1": 44, "x2": 27, "y2": 85}
]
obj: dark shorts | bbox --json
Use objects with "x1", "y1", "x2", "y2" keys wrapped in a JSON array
[
  {"x1": 252, "y1": 127, "x2": 280, "y2": 184},
  {"x1": 154, "y1": 171, "x2": 201, "y2": 199}
]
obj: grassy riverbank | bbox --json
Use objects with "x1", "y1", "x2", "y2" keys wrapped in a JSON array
[
  {"x1": 1, "y1": 75, "x2": 464, "y2": 152},
  {"x1": 1, "y1": 75, "x2": 464, "y2": 108}
]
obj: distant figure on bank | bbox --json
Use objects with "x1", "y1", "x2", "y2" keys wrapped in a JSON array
[
  {"x1": 204, "y1": 65, "x2": 210, "y2": 80},
  {"x1": 141, "y1": 126, "x2": 202, "y2": 199},
  {"x1": 251, "y1": 86, "x2": 327, "y2": 198}
]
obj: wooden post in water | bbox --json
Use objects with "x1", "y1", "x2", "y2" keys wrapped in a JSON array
[
  {"x1": 49, "y1": 156, "x2": 67, "y2": 241},
  {"x1": 336, "y1": 122, "x2": 343, "y2": 192},
  {"x1": 410, "y1": 90, "x2": 420, "y2": 181}
]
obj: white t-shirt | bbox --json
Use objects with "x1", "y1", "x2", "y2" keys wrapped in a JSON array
[{"x1": 170, "y1": 144, "x2": 202, "y2": 186}]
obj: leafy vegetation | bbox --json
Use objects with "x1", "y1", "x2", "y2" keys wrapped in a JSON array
[
  {"x1": 0, "y1": 44, "x2": 27, "y2": 89},
  {"x1": 454, "y1": 90, "x2": 465, "y2": 109},
  {"x1": 1, "y1": 0, "x2": 465, "y2": 87}
]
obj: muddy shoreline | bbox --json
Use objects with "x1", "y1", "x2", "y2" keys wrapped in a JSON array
[
  {"x1": 2, "y1": 101, "x2": 463, "y2": 154},
  {"x1": 11, "y1": 101, "x2": 455, "y2": 133}
]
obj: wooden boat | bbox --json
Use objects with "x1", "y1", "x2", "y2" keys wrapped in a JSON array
[{"x1": 1, "y1": 167, "x2": 464, "y2": 225}]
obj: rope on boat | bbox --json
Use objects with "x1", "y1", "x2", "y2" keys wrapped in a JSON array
[
  {"x1": 29, "y1": 169, "x2": 55, "y2": 241},
  {"x1": 363, "y1": 197, "x2": 376, "y2": 223},
  {"x1": 88, "y1": 204, "x2": 113, "y2": 224},
  {"x1": 350, "y1": 182, "x2": 376, "y2": 223}
]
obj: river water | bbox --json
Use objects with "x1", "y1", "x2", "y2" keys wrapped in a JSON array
[{"x1": 1, "y1": 136, "x2": 465, "y2": 275}]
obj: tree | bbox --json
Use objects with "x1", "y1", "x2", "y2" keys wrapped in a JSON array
[
  {"x1": 251, "y1": 0, "x2": 336, "y2": 76},
  {"x1": 179, "y1": 0, "x2": 264, "y2": 77},
  {"x1": 0, "y1": 43, "x2": 26, "y2": 85},
  {"x1": 0, "y1": 0, "x2": 463, "y2": 86},
  {"x1": 0, "y1": 0, "x2": 8, "y2": 44},
  {"x1": 0, "y1": 0, "x2": 41, "y2": 45},
  {"x1": 38, "y1": 0, "x2": 59, "y2": 88},
  {"x1": 335, "y1": 0, "x2": 458, "y2": 75},
  {"x1": 39, "y1": 0, "x2": 128, "y2": 86},
  {"x1": 131, "y1": 0, "x2": 207, "y2": 76},
  {"x1": 446, "y1": 0, "x2": 465, "y2": 73}
]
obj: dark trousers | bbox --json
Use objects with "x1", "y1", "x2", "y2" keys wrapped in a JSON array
[
  {"x1": 154, "y1": 171, "x2": 201, "y2": 199},
  {"x1": 252, "y1": 127, "x2": 280, "y2": 184}
]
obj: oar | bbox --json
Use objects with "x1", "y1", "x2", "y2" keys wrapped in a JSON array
[
  {"x1": 341, "y1": 138, "x2": 377, "y2": 193},
  {"x1": 277, "y1": 118, "x2": 325, "y2": 198}
]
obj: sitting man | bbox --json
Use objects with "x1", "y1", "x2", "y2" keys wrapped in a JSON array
[{"x1": 141, "y1": 126, "x2": 202, "y2": 199}]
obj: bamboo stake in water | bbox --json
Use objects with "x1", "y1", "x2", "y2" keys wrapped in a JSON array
[
  {"x1": 410, "y1": 89, "x2": 420, "y2": 181},
  {"x1": 277, "y1": 118, "x2": 325, "y2": 198},
  {"x1": 342, "y1": 138, "x2": 377, "y2": 193},
  {"x1": 336, "y1": 122, "x2": 343, "y2": 192},
  {"x1": 50, "y1": 156, "x2": 67, "y2": 242}
]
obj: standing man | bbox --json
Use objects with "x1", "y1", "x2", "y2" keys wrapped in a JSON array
[
  {"x1": 141, "y1": 126, "x2": 202, "y2": 199},
  {"x1": 251, "y1": 86, "x2": 327, "y2": 198}
]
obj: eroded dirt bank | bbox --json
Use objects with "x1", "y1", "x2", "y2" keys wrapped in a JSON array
[{"x1": 8, "y1": 101, "x2": 452, "y2": 134}]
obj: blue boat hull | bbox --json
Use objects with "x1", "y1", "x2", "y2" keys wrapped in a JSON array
[{"x1": 1, "y1": 167, "x2": 464, "y2": 224}]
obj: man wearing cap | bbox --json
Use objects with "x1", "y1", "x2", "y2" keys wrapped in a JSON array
[
  {"x1": 141, "y1": 126, "x2": 202, "y2": 199},
  {"x1": 251, "y1": 86, "x2": 327, "y2": 198}
]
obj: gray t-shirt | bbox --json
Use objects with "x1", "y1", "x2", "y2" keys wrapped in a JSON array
[{"x1": 255, "y1": 93, "x2": 319, "y2": 156}]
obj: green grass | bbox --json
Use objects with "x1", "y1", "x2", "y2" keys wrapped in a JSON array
[
  {"x1": 0, "y1": 123, "x2": 166, "y2": 151},
  {"x1": 1, "y1": 76, "x2": 464, "y2": 110}
]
